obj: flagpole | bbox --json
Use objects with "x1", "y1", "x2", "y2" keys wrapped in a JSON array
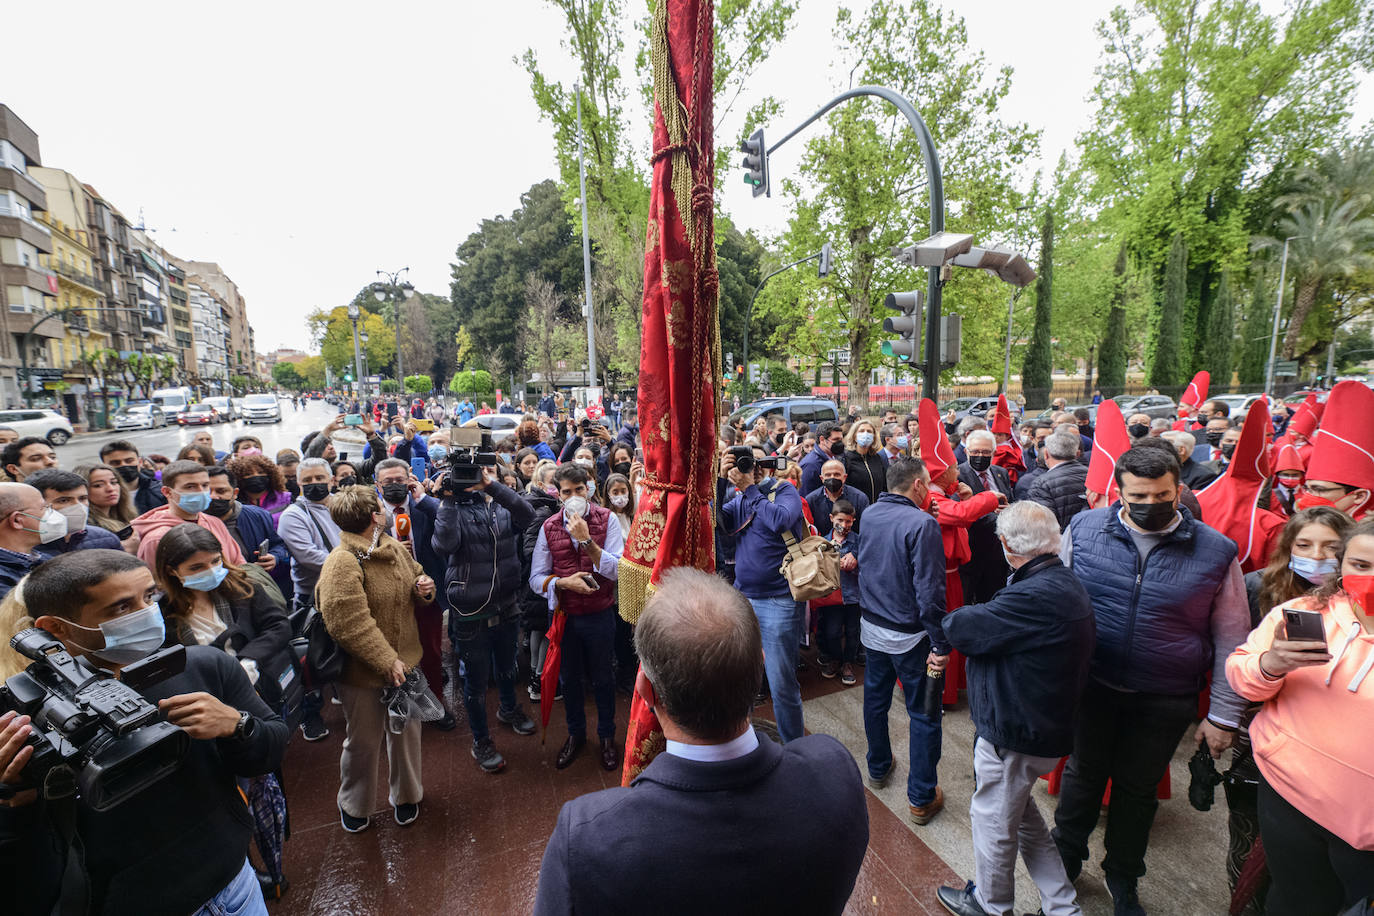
[{"x1": 576, "y1": 86, "x2": 598, "y2": 390}]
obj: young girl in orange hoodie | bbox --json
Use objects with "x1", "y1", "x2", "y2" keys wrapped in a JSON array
[{"x1": 1226, "y1": 518, "x2": 1374, "y2": 914}]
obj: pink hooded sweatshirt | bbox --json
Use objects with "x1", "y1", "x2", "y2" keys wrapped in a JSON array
[
  {"x1": 131, "y1": 505, "x2": 245, "y2": 569},
  {"x1": 1226, "y1": 594, "x2": 1374, "y2": 850}
]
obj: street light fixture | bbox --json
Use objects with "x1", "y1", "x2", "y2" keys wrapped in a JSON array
[
  {"x1": 1265, "y1": 235, "x2": 1304, "y2": 395},
  {"x1": 947, "y1": 243, "x2": 1037, "y2": 394},
  {"x1": 892, "y1": 231, "x2": 974, "y2": 269}
]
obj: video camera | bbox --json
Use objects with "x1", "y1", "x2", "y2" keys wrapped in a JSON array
[
  {"x1": 728, "y1": 445, "x2": 790, "y2": 475},
  {"x1": 0, "y1": 629, "x2": 189, "y2": 812},
  {"x1": 437, "y1": 427, "x2": 499, "y2": 492}
]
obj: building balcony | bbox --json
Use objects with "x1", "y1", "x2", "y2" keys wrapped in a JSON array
[
  {"x1": 0, "y1": 263, "x2": 56, "y2": 296},
  {"x1": 6, "y1": 309, "x2": 70, "y2": 342},
  {"x1": 52, "y1": 261, "x2": 102, "y2": 294},
  {"x1": 0, "y1": 215, "x2": 52, "y2": 253},
  {"x1": 0, "y1": 167, "x2": 47, "y2": 211}
]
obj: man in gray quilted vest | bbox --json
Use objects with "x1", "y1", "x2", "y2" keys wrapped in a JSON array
[{"x1": 1052, "y1": 445, "x2": 1250, "y2": 916}]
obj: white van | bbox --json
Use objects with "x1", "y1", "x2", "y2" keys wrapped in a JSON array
[{"x1": 151, "y1": 387, "x2": 194, "y2": 417}]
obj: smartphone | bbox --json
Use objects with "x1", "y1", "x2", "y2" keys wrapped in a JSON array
[
  {"x1": 410, "y1": 457, "x2": 427, "y2": 480},
  {"x1": 1283, "y1": 608, "x2": 1327, "y2": 646},
  {"x1": 344, "y1": 414, "x2": 363, "y2": 426},
  {"x1": 634, "y1": 447, "x2": 644, "y2": 463},
  {"x1": 255, "y1": 538, "x2": 270, "y2": 560},
  {"x1": 115, "y1": 525, "x2": 134, "y2": 541},
  {"x1": 338, "y1": 451, "x2": 349, "y2": 462},
  {"x1": 580, "y1": 574, "x2": 599, "y2": 590}
]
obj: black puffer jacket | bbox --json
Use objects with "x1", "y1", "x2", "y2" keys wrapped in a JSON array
[
  {"x1": 432, "y1": 480, "x2": 536, "y2": 620},
  {"x1": 1026, "y1": 461, "x2": 1089, "y2": 531},
  {"x1": 843, "y1": 450, "x2": 887, "y2": 505},
  {"x1": 518, "y1": 488, "x2": 561, "y2": 633}
]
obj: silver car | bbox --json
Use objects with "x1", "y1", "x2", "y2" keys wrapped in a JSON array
[
  {"x1": 240, "y1": 394, "x2": 281, "y2": 424},
  {"x1": 113, "y1": 403, "x2": 166, "y2": 430},
  {"x1": 1112, "y1": 394, "x2": 1178, "y2": 420}
]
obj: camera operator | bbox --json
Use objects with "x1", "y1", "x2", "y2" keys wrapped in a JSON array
[
  {"x1": 719, "y1": 444, "x2": 808, "y2": 744},
  {"x1": 0, "y1": 550, "x2": 287, "y2": 916},
  {"x1": 431, "y1": 457, "x2": 538, "y2": 774}
]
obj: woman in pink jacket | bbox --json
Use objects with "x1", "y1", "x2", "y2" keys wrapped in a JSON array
[{"x1": 1226, "y1": 518, "x2": 1374, "y2": 914}]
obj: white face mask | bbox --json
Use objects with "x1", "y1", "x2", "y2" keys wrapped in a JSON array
[
  {"x1": 56, "y1": 503, "x2": 88, "y2": 534},
  {"x1": 574, "y1": 458, "x2": 594, "y2": 469},
  {"x1": 855, "y1": 432, "x2": 875, "y2": 448},
  {"x1": 20, "y1": 506, "x2": 68, "y2": 544},
  {"x1": 610, "y1": 493, "x2": 629, "y2": 509},
  {"x1": 563, "y1": 495, "x2": 589, "y2": 519}
]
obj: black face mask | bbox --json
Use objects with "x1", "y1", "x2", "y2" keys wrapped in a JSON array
[
  {"x1": 828, "y1": 440, "x2": 844, "y2": 457},
  {"x1": 115, "y1": 465, "x2": 141, "y2": 484},
  {"x1": 206, "y1": 498, "x2": 233, "y2": 518},
  {"x1": 1124, "y1": 499, "x2": 1176, "y2": 532},
  {"x1": 612, "y1": 461, "x2": 632, "y2": 476},
  {"x1": 968, "y1": 455, "x2": 992, "y2": 473},
  {"x1": 303, "y1": 482, "x2": 331, "y2": 502},
  {"x1": 823, "y1": 477, "x2": 844, "y2": 494},
  {"x1": 1205, "y1": 431, "x2": 1224, "y2": 447},
  {"x1": 1220, "y1": 442, "x2": 1236, "y2": 460},
  {"x1": 1128, "y1": 423, "x2": 1150, "y2": 439},
  {"x1": 241, "y1": 475, "x2": 270, "y2": 494},
  {"x1": 335, "y1": 477, "x2": 356, "y2": 490},
  {"x1": 381, "y1": 482, "x2": 410, "y2": 504}
]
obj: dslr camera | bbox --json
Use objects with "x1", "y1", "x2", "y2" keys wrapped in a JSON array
[
  {"x1": 728, "y1": 445, "x2": 789, "y2": 475},
  {"x1": 0, "y1": 629, "x2": 189, "y2": 811},
  {"x1": 437, "y1": 427, "x2": 499, "y2": 492}
]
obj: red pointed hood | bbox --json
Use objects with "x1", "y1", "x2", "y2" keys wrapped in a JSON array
[
  {"x1": 1288, "y1": 393, "x2": 1322, "y2": 440},
  {"x1": 918, "y1": 398, "x2": 957, "y2": 480},
  {"x1": 1179, "y1": 371, "x2": 1210, "y2": 414},
  {"x1": 1085, "y1": 398, "x2": 1130, "y2": 505},
  {"x1": 1306, "y1": 381, "x2": 1374, "y2": 499},
  {"x1": 1196, "y1": 399, "x2": 1287, "y2": 572},
  {"x1": 1274, "y1": 442, "x2": 1306, "y2": 475},
  {"x1": 990, "y1": 395, "x2": 1014, "y2": 435}
]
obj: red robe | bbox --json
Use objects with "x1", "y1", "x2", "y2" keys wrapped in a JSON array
[{"x1": 930, "y1": 487, "x2": 1001, "y2": 703}]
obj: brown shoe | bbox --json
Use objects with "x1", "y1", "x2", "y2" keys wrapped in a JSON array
[
  {"x1": 555, "y1": 735, "x2": 585, "y2": 770},
  {"x1": 599, "y1": 737, "x2": 619, "y2": 772},
  {"x1": 908, "y1": 786, "x2": 944, "y2": 825}
]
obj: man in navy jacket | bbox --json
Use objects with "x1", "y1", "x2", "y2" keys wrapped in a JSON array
[
  {"x1": 857, "y1": 456, "x2": 949, "y2": 825},
  {"x1": 534, "y1": 567, "x2": 868, "y2": 915},
  {"x1": 938, "y1": 501, "x2": 1095, "y2": 916},
  {"x1": 719, "y1": 445, "x2": 808, "y2": 743}
]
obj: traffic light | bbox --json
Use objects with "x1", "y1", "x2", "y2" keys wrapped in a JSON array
[
  {"x1": 818, "y1": 241, "x2": 832, "y2": 278},
  {"x1": 740, "y1": 129, "x2": 769, "y2": 198},
  {"x1": 881, "y1": 290, "x2": 924, "y2": 362},
  {"x1": 344, "y1": 373, "x2": 353, "y2": 383}
]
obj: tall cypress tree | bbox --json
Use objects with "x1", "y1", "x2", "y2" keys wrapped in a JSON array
[
  {"x1": 1237, "y1": 271, "x2": 1271, "y2": 386},
  {"x1": 1149, "y1": 232, "x2": 1187, "y2": 388},
  {"x1": 1202, "y1": 272, "x2": 1235, "y2": 386},
  {"x1": 1097, "y1": 242, "x2": 1129, "y2": 396},
  {"x1": 1021, "y1": 206, "x2": 1054, "y2": 408}
]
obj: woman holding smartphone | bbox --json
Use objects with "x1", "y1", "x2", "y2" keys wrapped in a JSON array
[
  {"x1": 78, "y1": 463, "x2": 141, "y2": 554},
  {"x1": 1226, "y1": 518, "x2": 1374, "y2": 914}
]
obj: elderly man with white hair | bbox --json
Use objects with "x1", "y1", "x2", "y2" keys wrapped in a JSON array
[
  {"x1": 957, "y1": 428, "x2": 1014, "y2": 604},
  {"x1": 937, "y1": 501, "x2": 1097, "y2": 916},
  {"x1": 1161, "y1": 429, "x2": 1218, "y2": 491}
]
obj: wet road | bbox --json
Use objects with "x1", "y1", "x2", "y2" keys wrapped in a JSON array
[{"x1": 61, "y1": 399, "x2": 361, "y2": 467}]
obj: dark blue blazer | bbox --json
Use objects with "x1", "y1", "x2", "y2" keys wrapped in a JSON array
[
  {"x1": 232, "y1": 503, "x2": 292, "y2": 596},
  {"x1": 534, "y1": 731, "x2": 868, "y2": 916},
  {"x1": 403, "y1": 494, "x2": 446, "y2": 604}
]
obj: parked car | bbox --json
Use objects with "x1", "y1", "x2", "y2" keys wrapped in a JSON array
[
  {"x1": 727, "y1": 397, "x2": 840, "y2": 433},
  {"x1": 177, "y1": 403, "x2": 220, "y2": 427},
  {"x1": 940, "y1": 396, "x2": 1013, "y2": 424},
  {"x1": 1037, "y1": 403, "x2": 1099, "y2": 423},
  {"x1": 112, "y1": 404, "x2": 167, "y2": 431},
  {"x1": 203, "y1": 396, "x2": 235, "y2": 422},
  {"x1": 1210, "y1": 393, "x2": 1265, "y2": 421},
  {"x1": 240, "y1": 393, "x2": 282, "y2": 424},
  {"x1": 1111, "y1": 394, "x2": 1178, "y2": 420},
  {"x1": 0, "y1": 408, "x2": 75, "y2": 446},
  {"x1": 459, "y1": 414, "x2": 518, "y2": 444}
]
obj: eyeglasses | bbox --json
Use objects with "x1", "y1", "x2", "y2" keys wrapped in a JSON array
[{"x1": 1299, "y1": 483, "x2": 1348, "y2": 498}]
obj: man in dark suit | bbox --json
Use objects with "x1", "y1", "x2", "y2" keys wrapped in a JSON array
[
  {"x1": 957, "y1": 429, "x2": 1013, "y2": 604},
  {"x1": 534, "y1": 567, "x2": 869, "y2": 915}
]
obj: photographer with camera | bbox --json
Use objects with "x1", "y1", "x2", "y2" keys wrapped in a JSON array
[
  {"x1": 0, "y1": 550, "x2": 287, "y2": 916},
  {"x1": 720, "y1": 444, "x2": 808, "y2": 744},
  {"x1": 432, "y1": 449, "x2": 538, "y2": 773}
]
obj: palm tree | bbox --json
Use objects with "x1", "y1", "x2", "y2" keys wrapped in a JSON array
[{"x1": 1253, "y1": 198, "x2": 1374, "y2": 359}]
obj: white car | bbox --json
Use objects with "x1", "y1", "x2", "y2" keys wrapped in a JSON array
[
  {"x1": 0, "y1": 408, "x2": 75, "y2": 445},
  {"x1": 112, "y1": 404, "x2": 167, "y2": 431},
  {"x1": 240, "y1": 394, "x2": 282, "y2": 424}
]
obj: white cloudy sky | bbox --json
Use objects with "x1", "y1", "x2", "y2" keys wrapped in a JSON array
[{"x1": 3, "y1": 0, "x2": 1369, "y2": 353}]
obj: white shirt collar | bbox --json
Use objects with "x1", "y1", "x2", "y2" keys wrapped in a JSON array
[{"x1": 665, "y1": 726, "x2": 759, "y2": 763}]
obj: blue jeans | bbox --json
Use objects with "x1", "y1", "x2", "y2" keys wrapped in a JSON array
[
  {"x1": 452, "y1": 612, "x2": 520, "y2": 742},
  {"x1": 863, "y1": 641, "x2": 941, "y2": 807},
  {"x1": 749, "y1": 595, "x2": 804, "y2": 743},
  {"x1": 561, "y1": 608, "x2": 616, "y2": 740},
  {"x1": 194, "y1": 859, "x2": 267, "y2": 916}
]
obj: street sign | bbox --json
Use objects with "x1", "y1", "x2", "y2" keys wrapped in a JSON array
[
  {"x1": 18, "y1": 368, "x2": 63, "y2": 380},
  {"x1": 1274, "y1": 360, "x2": 1299, "y2": 377},
  {"x1": 365, "y1": 375, "x2": 381, "y2": 383}
]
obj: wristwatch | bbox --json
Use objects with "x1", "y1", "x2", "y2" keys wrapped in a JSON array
[
  {"x1": 232, "y1": 710, "x2": 253, "y2": 740},
  {"x1": 577, "y1": 537, "x2": 593, "y2": 548}
]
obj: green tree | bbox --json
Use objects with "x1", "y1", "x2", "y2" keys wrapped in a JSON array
[
  {"x1": 310, "y1": 307, "x2": 396, "y2": 378},
  {"x1": 1021, "y1": 207, "x2": 1054, "y2": 406},
  {"x1": 1097, "y1": 244, "x2": 1130, "y2": 395},
  {"x1": 297, "y1": 356, "x2": 326, "y2": 390},
  {"x1": 765, "y1": 0, "x2": 1039, "y2": 408},
  {"x1": 1150, "y1": 233, "x2": 1188, "y2": 388},
  {"x1": 1253, "y1": 198, "x2": 1374, "y2": 359},
  {"x1": 1236, "y1": 272, "x2": 1271, "y2": 385},
  {"x1": 1202, "y1": 272, "x2": 1235, "y2": 384},
  {"x1": 1334, "y1": 325, "x2": 1374, "y2": 371},
  {"x1": 271, "y1": 362, "x2": 304, "y2": 391},
  {"x1": 449, "y1": 370, "x2": 494, "y2": 397},
  {"x1": 404, "y1": 374, "x2": 433, "y2": 394}
]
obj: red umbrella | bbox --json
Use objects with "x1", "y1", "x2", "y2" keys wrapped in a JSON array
[
  {"x1": 539, "y1": 606, "x2": 566, "y2": 744},
  {"x1": 617, "y1": 0, "x2": 719, "y2": 786}
]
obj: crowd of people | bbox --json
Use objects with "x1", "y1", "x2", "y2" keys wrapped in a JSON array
[{"x1": 0, "y1": 376, "x2": 1368, "y2": 916}]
